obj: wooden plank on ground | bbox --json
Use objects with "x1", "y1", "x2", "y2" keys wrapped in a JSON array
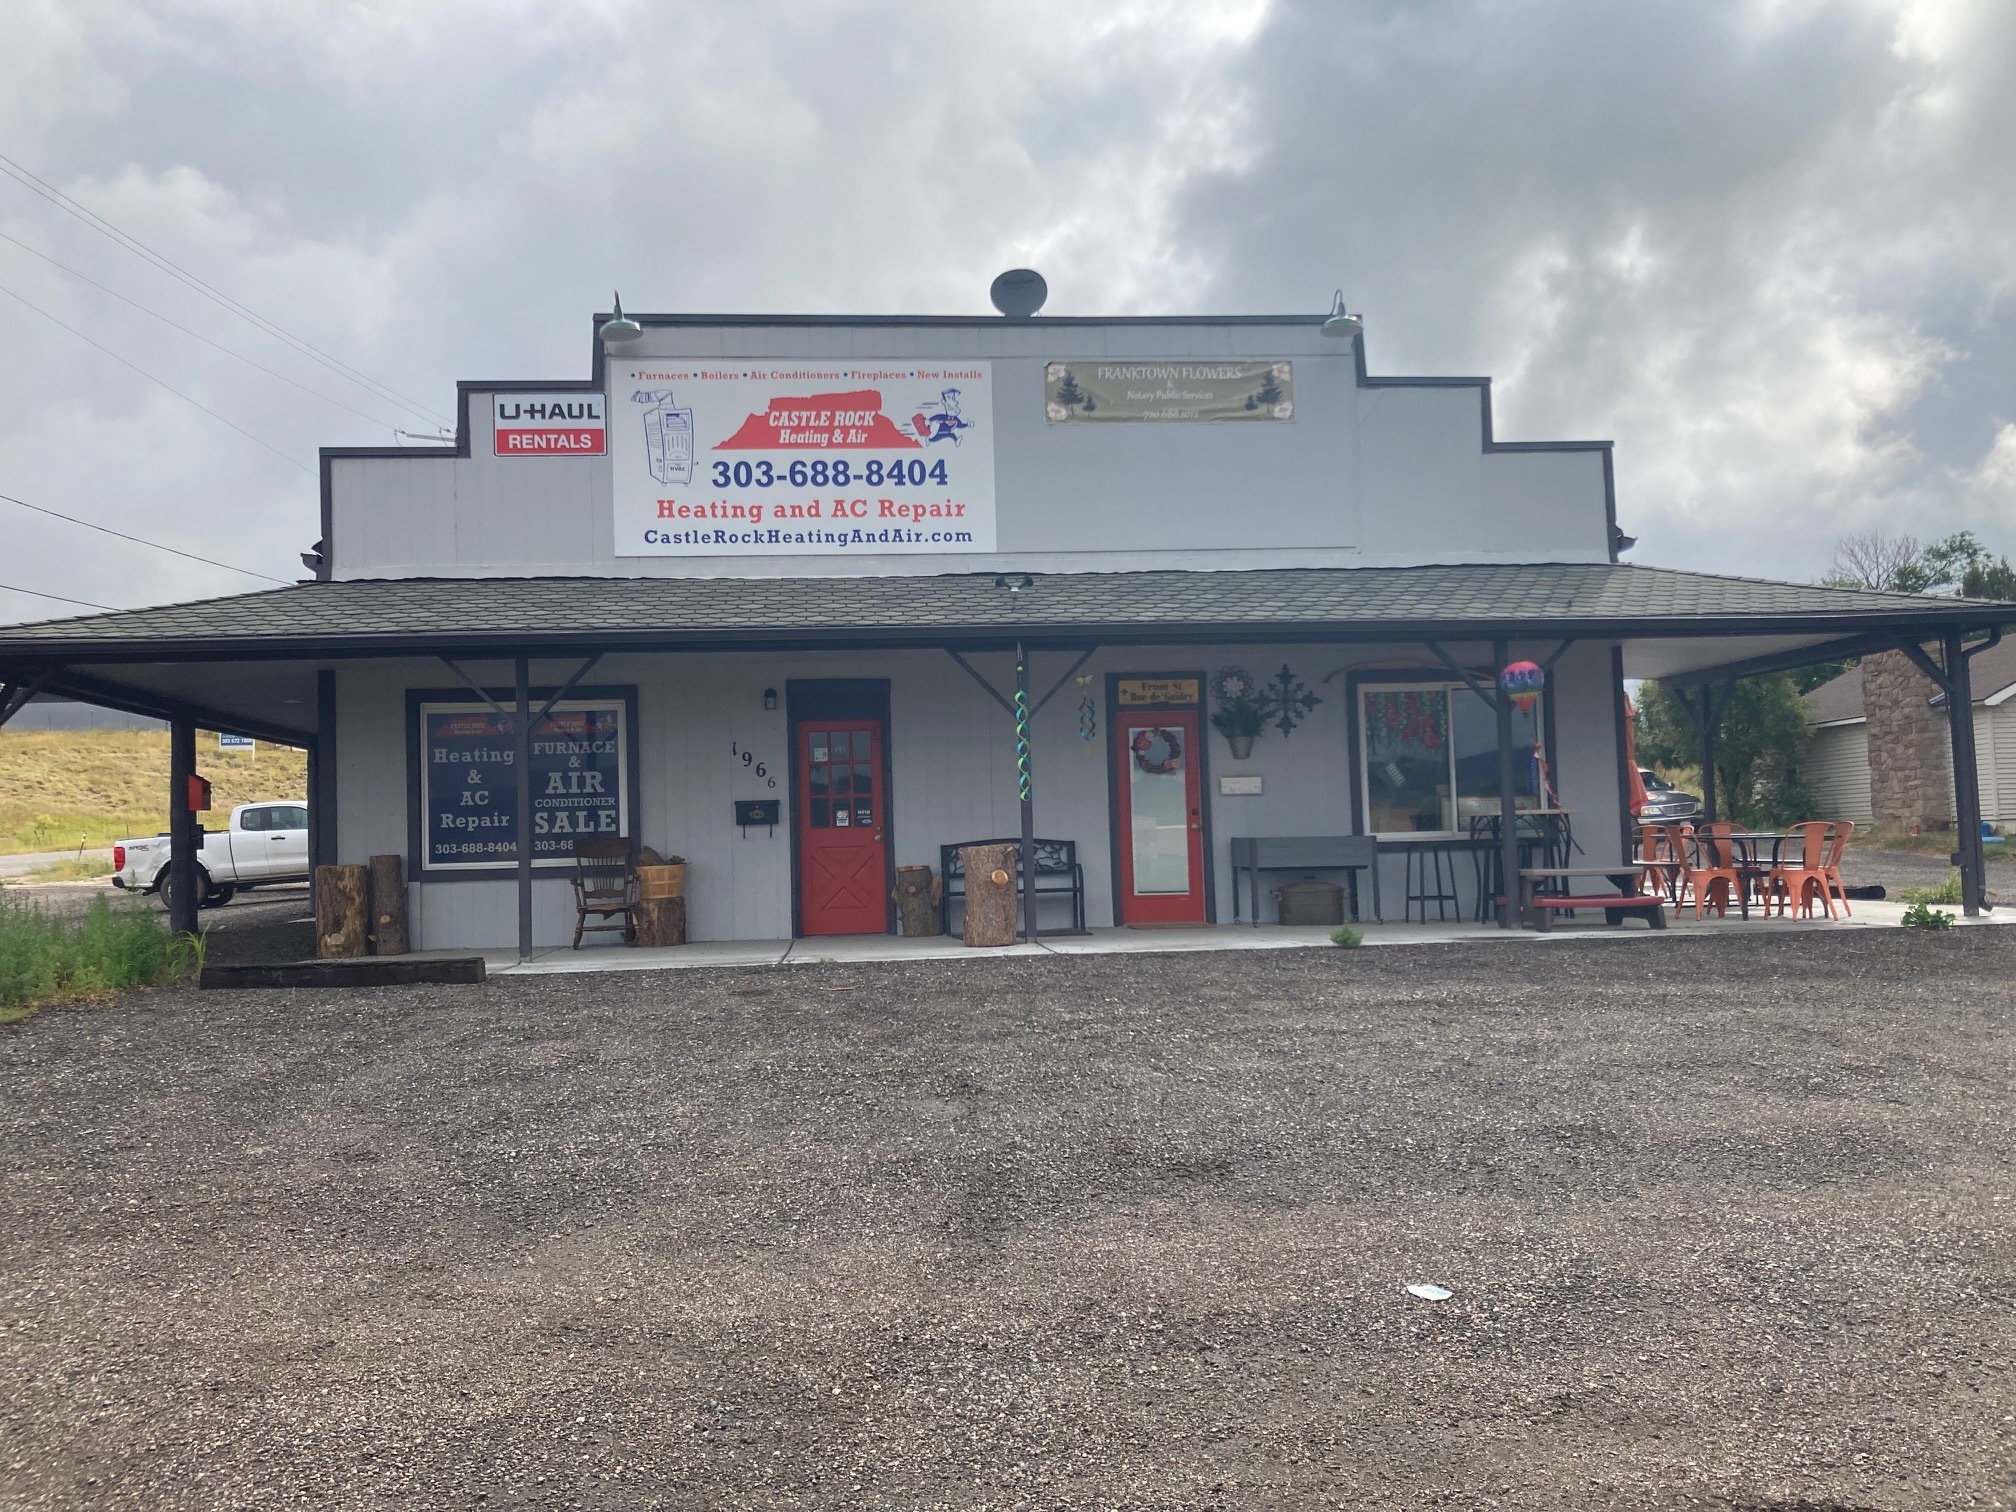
[{"x1": 200, "y1": 956, "x2": 487, "y2": 990}]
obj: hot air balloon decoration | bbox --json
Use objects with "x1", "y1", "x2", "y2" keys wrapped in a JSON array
[{"x1": 1498, "y1": 660, "x2": 1545, "y2": 713}]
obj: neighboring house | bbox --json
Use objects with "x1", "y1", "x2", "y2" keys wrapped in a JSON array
[{"x1": 1802, "y1": 638, "x2": 2016, "y2": 831}]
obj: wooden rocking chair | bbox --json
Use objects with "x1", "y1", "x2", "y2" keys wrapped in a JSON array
[{"x1": 571, "y1": 836, "x2": 638, "y2": 948}]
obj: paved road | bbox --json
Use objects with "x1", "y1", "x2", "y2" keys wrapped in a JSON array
[{"x1": 0, "y1": 847, "x2": 113, "y2": 878}]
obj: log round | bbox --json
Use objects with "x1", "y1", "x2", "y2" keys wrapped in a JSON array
[
  {"x1": 961, "y1": 843, "x2": 1019, "y2": 947},
  {"x1": 367, "y1": 854, "x2": 409, "y2": 956},
  {"x1": 894, "y1": 865, "x2": 938, "y2": 937},
  {"x1": 314, "y1": 864, "x2": 370, "y2": 959},
  {"x1": 633, "y1": 895, "x2": 687, "y2": 948}
]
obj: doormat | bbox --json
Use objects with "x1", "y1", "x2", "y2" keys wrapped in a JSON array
[{"x1": 1124, "y1": 922, "x2": 1203, "y2": 930}]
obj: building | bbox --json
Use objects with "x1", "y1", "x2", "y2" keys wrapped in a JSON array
[
  {"x1": 3, "y1": 289, "x2": 2012, "y2": 942},
  {"x1": 1803, "y1": 639, "x2": 2016, "y2": 832}
]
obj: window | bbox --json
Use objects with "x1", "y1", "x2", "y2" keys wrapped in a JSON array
[
  {"x1": 1360, "y1": 683, "x2": 1542, "y2": 835},
  {"x1": 269, "y1": 806, "x2": 308, "y2": 831},
  {"x1": 238, "y1": 807, "x2": 269, "y2": 832}
]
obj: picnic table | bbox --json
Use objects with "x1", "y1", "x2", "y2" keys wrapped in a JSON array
[{"x1": 1518, "y1": 865, "x2": 1667, "y2": 931}]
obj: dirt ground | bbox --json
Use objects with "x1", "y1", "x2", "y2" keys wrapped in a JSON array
[{"x1": 2, "y1": 927, "x2": 2012, "y2": 1511}]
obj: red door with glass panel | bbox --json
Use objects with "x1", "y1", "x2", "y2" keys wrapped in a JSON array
[
  {"x1": 797, "y1": 720, "x2": 889, "y2": 935},
  {"x1": 1113, "y1": 711, "x2": 1206, "y2": 924}
]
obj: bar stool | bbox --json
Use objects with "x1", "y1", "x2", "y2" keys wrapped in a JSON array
[{"x1": 1404, "y1": 842, "x2": 1461, "y2": 922}]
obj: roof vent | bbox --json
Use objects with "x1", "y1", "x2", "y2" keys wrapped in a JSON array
[{"x1": 989, "y1": 269, "x2": 1047, "y2": 319}]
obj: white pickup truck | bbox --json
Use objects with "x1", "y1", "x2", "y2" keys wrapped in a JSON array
[{"x1": 112, "y1": 800, "x2": 309, "y2": 911}]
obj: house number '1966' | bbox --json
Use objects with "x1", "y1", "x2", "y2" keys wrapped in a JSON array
[{"x1": 730, "y1": 741, "x2": 778, "y2": 788}]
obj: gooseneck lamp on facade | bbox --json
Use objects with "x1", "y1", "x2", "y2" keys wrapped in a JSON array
[
  {"x1": 598, "y1": 292, "x2": 643, "y2": 345},
  {"x1": 1321, "y1": 290, "x2": 1362, "y2": 339}
]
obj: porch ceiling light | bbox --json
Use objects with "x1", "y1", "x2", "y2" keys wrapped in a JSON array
[
  {"x1": 598, "y1": 292, "x2": 643, "y2": 345},
  {"x1": 1321, "y1": 290, "x2": 1361, "y2": 339}
]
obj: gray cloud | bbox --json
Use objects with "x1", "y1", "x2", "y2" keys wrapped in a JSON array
[{"x1": 0, "y1": 0, "x2": 2009, "y2": 623}]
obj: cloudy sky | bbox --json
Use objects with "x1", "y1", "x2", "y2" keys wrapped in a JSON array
[{"x1": 1, "y1": 0, "x2": 2010, "y2": 620}]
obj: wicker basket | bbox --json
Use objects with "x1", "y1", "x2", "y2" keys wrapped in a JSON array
[{"x1": 638, "y1": 863, "x2": 687, "y2": 900}]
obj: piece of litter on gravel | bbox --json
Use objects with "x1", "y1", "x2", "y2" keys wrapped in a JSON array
[{"x1": 1406, "y1": 1284, "x2": 1453, "y2": 1301}]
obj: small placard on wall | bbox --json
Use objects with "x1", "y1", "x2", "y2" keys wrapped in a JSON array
[{"x1": 1218, "y1": 775, "x2": 1263, "y2": 796}]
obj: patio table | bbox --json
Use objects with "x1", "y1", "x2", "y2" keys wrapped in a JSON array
[{"x1": 1716, "y1": 832, "x2": 1792, "y2": 917}]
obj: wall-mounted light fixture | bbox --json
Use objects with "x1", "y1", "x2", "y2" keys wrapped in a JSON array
[
  {"x1": 1320, "y1": 290, "x2": 1362, "y2": 339},
  {"x1": 763, "y1": 687, "x2": 778, "y2": 711},
  {"x1": 599, "y1": 292, "x2": 643, "y2": 345},
  {"x1": 994, "y1": 573, "x2": 1035, "y2": 593}
]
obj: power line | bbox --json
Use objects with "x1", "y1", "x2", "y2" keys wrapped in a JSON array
[
  {"x1": 0, "y1": 230, "x2": 409, "y2": 432},
  {"x1": 0, "y1": 491, "x2": 290, "y2": 584},
  {"x1": 0, "y1": 581, "x2": 114, "y2": 612},
  {"x1": 0, "y1": 281, "x2": 315, "y2": 474},
  {"x1": 0, "y1": 151, "x2": 452, "y2": 428}
]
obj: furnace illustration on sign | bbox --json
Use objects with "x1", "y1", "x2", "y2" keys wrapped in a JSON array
[{"x1": 633, "y1": 389, "x2": 695, "y2": 485}]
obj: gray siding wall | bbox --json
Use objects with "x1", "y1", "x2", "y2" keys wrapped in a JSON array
[
  {"x1": 330, "y1": 321, "x2": 1610, "y2": 580},
  {"x1": 333, "y1": 641, "x2": 1627, "y2": 950},
  {"x1": 1807, "y1": 723, "x2": 1875, "y2": 825}
]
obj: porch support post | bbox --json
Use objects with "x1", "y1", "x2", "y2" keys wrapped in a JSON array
[
  {"x1": 514, "y1": 655, "x2": 534, "y2": 963},
  {"x1": 1943, "y1": 633, "x2": 1986, "y2": 917},
  {"x1": 1696, "y1": 685, "x2": 1718, "y2": 823},
  {"x1": 1492, "y1": 638, "x2": 1520, "y2": 929},
  {"x1": 168, "y1": 716, "x2": 200, "y2": 937},
  {"x1": 1016, "y1": 643, "x2": 1037, "y2": 943}
]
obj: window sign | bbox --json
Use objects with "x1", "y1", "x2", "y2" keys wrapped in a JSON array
[
  {"x1": 418, "y1": 699, "x2": 629, "y2": 871},
  {"x1": 1361, "y1": 684, "x2": 1540, "y2": 835}
]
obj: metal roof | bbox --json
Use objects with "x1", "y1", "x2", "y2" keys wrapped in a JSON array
[{"x1": 2, "y1": 564, "x2": 2010, "y2": 666}]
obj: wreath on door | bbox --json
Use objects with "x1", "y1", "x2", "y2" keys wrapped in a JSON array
[{"x1": 1130, "y1": 727, "x2": 1183, "y2": 775}]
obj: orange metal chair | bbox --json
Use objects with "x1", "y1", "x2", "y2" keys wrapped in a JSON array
[
  {"x1": 1677, "y1": 828, "x2": 1740, "y2": 919},
  {"x1": 1765, "y1": 822, "x2": 1837, "y2": 919},
  {"x1": 1820, "y1": 820, "x2": 1854, "y2": 916},
  {"x1": 1636, "y1": 823, "x2": 1688, "y2": 904}
]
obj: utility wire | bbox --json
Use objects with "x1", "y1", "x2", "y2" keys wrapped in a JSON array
[
  {"x1": 0, "y1": 491, "x2": 290, "y2": 585},
  {"x1": 0, "y1": 230, "x2": 409, "y2": 432},
  {"x1": 0, "y1": 281, "x2": 315, "y2": 474},
  {"x1": 0, "y1": 581, "x2": 114, "y2": 611},
  {"x1": 0, "y1": 151, "x2": 452, "y2": 428}
]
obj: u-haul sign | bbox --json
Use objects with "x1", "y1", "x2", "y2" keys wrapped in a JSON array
[{"x1": 493, "y1": 393, "x2": 606, "y2": 457}]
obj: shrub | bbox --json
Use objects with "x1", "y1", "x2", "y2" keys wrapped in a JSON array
[
  {"x1": 1329, "y1": 923, "x2": 1364, "y2": 948},
  {"x1": 0, "y1": 892, "x2": 181, "y2": 1020},
  {"x1": 1899, "y1": 900, "x2": 1955, "y2": 931}
]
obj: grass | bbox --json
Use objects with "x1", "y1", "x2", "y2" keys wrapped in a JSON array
[
  {"x1": 1852, "y1": 829, "x2": 2012, "y2": 862},
  {"x1": 0, "y1": 730, "x2": 306, "y2": 856},
  {"x1": 1897, "y1": 868, "x2": 1965, "y2": 905},
  {"x1": 0, "y1": 890, "x2": 188, "y2": 1022}
]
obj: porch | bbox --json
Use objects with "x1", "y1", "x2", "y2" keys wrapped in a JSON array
[{"x1": 476, "y1": 896, "x2": 2007, "y2": 976}]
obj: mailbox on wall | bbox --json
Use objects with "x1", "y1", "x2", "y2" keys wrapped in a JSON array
[{"x1": 735, "y1": 800, "x2": 780, "y2": 835}]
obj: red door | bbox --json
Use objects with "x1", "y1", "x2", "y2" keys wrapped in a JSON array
[
  {"x1": 797, "y1": 720, "x2": 889, "y2": 936},
  {"x1": 1113, "y1": 710, "x2": 1206, "y2": 924}
]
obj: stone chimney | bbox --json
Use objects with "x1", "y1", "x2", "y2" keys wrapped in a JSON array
[{"x1": 1861, "y1": 646, "x2": 1952, "y2": 832}]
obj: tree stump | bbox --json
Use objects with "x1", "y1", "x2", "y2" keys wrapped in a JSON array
[
  {"x1": 314, "y1": 864, "x2": 370, "y2": 958},
  {"x1": 367, "y1": 854, "x2": 409, "y2": 956},
  {"x1": 894, "y1": 865, "x2": 939, "y2": 936},
  {"x1": 960, "y1": 843, "x2": 1018, "y2": 947},
  {"x1": 634, "y1": 895, "x2": 687, "y2": 947}
]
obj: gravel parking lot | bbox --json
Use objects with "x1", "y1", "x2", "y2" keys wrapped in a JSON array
[{"x1": 2, "y1": 928, "x2": 2012, "y2": 1510}]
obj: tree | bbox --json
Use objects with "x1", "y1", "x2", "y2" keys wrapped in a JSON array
[
  {"x1": 1830, "y1": 528, "x2": 2016, "y2": 599},
  {"x1": 1053, "y1": 369, "x2": 1087, "y2": 411},
  {"x1": 1830, "y1": 531, "x2": 1926, "y2": 592},
  {"x1": 1636, "y1": 674, "x2": 1816, "y2": 828}
]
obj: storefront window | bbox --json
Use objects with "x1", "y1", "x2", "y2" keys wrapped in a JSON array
[{"x1": 1361, "y1": 684, "x2": 1542, "y2": 835}]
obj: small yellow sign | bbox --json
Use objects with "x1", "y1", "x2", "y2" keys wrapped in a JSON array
[{"x1": 1117, "y1": 678, "x2": 1199, "y2": 706}]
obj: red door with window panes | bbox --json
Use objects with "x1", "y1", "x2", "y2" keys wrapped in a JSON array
[
  {"x1": 796, "y1": 720, "x2": 889, "y2": 935},
  {"x1": 1112, "y1": 710, "x2": 1207, "y2": 924}
]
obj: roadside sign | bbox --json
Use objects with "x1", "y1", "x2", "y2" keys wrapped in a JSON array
[{"x1": 218, "y1": 733, "x2": 255, "y2": 751}]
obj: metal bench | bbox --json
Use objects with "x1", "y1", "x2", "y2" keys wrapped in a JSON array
[{"x1": 940, "y1": 839, "x2": 1086, "y2": 936}]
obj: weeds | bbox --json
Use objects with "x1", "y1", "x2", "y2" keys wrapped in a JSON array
[
  {"x1": 1329, "y1": 924, "x2": 1364, "y2": 948},
  {"x1": 0, "y1": 891, "x2": 188, "y2": 1021},
  {"x1": 1899, "y1": 900, "x2": 1956, "y2": 931},
  {"x1": 1897, "y1": 869, "x2": 1964, "y2": 905}
]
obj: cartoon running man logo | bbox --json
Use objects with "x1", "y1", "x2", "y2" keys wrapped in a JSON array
[{"x1": 909, "y1": 387, "x2": 969, "y2": 446}]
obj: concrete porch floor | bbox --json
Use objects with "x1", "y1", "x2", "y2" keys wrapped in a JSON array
[{"x1": 482, "y1": 897, "x2": 2005, "y2": 975}]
